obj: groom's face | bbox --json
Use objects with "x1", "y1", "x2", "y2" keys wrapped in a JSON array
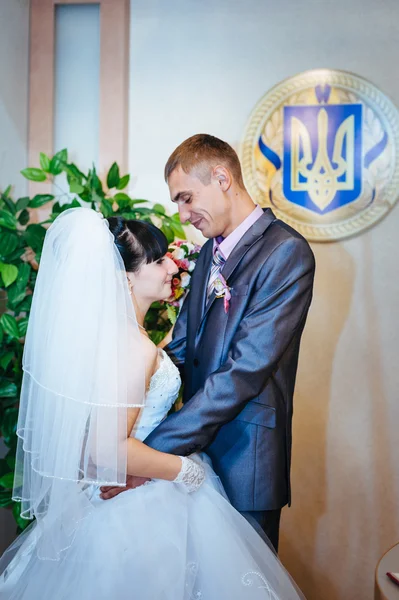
[{"x1": 168, "y1": 166, "x2": 230, "y2": 239}]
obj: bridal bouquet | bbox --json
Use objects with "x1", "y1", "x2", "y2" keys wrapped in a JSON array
[{"x1": 165, "y1": 240, "x2": 202, "y2": 323}]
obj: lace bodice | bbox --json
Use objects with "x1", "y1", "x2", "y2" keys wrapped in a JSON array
[{"x1": 131, "y1": 349, "x2": 181, "y2": 441}]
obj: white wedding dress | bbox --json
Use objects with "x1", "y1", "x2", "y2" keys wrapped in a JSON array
[{"x1": 0, "y1": 350, "x2": 303, "y2": 600}]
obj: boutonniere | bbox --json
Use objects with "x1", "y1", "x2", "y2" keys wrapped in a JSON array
[{"x1": 213, "y1": 274, "x2": 231, "y2": 313}]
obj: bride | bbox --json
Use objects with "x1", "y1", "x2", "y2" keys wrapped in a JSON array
[{"x1": 0, "y1": 208, "x2": 304, "y2": 600}]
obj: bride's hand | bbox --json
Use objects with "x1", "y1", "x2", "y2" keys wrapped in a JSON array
[
  {"x1": 100, "y1": 475, "x2": 150, "y2": 500},
  {"x1": 173, "y1": 457, "x2": 205, "y2": 493}
]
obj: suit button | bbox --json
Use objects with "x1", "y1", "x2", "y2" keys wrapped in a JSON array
[{"x1": 193, "y1": 358, "x2": 199, "y2": 367}]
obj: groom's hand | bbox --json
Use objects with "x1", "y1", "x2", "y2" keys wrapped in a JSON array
[{"x1": 100, "y1": 475, "x2": 150, "y2": 500}]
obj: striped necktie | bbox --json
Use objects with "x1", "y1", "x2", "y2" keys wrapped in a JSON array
[{"x1": 207, "y1": 244, "x2": 226, "y2": 300}]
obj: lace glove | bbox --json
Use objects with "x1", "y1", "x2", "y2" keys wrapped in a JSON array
[{"x1": 173, "y1": 456, "x2": 206, "y2": 493}]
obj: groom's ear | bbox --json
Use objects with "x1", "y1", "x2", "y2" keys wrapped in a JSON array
[{"x1": 211, "y1": 165, "x2": 231, "y2": 192}]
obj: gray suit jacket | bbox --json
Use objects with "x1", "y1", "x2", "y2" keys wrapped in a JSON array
[{"x1": 145, "y1": 209, "x2": 315, "y2": 511}]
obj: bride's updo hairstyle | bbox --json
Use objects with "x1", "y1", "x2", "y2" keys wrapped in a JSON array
[{"x1": 107, "y1": 217, "x2": 168, "y2": 273}]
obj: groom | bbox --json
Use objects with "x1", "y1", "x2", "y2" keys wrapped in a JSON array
[{"x1": 102, "y1": 134, "x2": 315, "y2": 552}]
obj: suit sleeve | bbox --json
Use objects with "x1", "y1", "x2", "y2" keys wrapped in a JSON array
[{"x1": 145, "y1": 236, "x2": 315, "y2": 455}]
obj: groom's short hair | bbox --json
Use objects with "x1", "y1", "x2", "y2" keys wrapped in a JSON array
[{"x1": 164, "y1": 134, "x2": 245, "y2": 188}]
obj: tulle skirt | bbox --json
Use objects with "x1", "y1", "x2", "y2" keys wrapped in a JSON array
[{"x1": 0, "y1": 455, "x2": 304, "y2": 600}]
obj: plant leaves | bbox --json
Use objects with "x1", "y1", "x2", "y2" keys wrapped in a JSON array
[
  {"x1": 6, "y1": 453, "x2": 15, "y2": 470},
  {"x1": 131, "y1": 199, "x2": 149, "y2": 205},
  {"x1": 2, "y1": 407, "x2": 18, "y2": 443},
  {"x1": 69, "y1": 181, "x2": 84, "y2": 194},
  {"x1": 116, "y1": 174, "x2": 130, "y2": 190},
  {"x1": 24, "y1": 224, "x2": 46, "y2": 251},
  {"x1": 0, "y1": 352, "x2": 14, "y2": 371},
  {"x1": 0, "y1": 381, "x2": 17, "y2": 398},
  {"x1": 161, "y1": 224, "x2": 174, "y2": 244},
  {"x1": 166, "y1": 304, "x2": 177, "y2": 325},
  {"x1": 2, "y1": 185, "x2": 11, "y2": 198},
  {"x1": 1, "y1": 194, "x2": 16, "y2": 215},
  {"x1": 15, "y1": 196, "x2": 30, "y2": 212},
  {"x1": 107, "y1": 162, "x2": 120, "y2": 189},
  {"x1": 39, "y1": 152, "x2": 51, "y2": 172},
  {"x1": 169, "y1": 220, "x2": 186, "y2": 239},
  {"x1": 99, "y1": 199, "x2": 113, "y2": 218},
  {"x1": 0, "y1": 210, "x2": 17, "y2": 230},
  {"x1": 29, "y1": 194, "x2": 54, "y2": 209},
  {"x1": 0, "y1": 472, "x2": 14, "y2": 489},
  {"x1": 20, "y1": 168, "x2": 47, "y2": 182},
  {"x1": 0, "y1": 231, "x2": 19, "y2": 259},
  {"x1": 18, "y1": 317, "x2": 29, "y2": 337},
  {"x1": 153, "y1": 203, "x2": 166, "y2": 214},
  {"x1": 49, "y1": 149, "x2": 68, "y2": 176},
  {"x1": 0, "y1": 488, "x2": 13, "y2": 507},
  {"x1": 0, "y1": 314, "x2": 20, "y2": 339},
  {"x1": 18, "y1": 209, "x2": 30, "y2": 226},
  {"x1": 0, "y1": 263, "x2": 18, "y2": 287}
]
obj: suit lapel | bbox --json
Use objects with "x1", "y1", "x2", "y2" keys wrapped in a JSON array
[
  {"x1": 190, "y1": 239, "x2": 213, "y2": 334},
  {"x1": 199, "y1": 208, "x2": 276, "y2": 329}
]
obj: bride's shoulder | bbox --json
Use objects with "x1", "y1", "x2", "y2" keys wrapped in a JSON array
[{"x1": 140, "y1": 334, "x2": 159, "y2": 387}]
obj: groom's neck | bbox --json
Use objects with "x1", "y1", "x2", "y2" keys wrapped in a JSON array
[{"x1": 220, "y1": 191, "x2": 257, "y2": 238}]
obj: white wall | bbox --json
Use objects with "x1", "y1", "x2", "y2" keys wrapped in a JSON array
[
  {"x1": 129, "y1": 2, "x2": 399, "y2": 599},
  {"x1": 0, "y1": 0, "x2": 30, "y2": 554}
]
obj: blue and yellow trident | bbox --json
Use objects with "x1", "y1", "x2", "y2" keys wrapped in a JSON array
[
  {"x1": 283, "y1": 103, "x2": 362, "y2": 214},
  {"x1": 256, "y1": 84, "x2": 389, "y2": 215}
]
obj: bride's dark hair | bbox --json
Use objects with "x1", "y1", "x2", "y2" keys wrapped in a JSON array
[{"x1": 107, "y1": 217, "x2": 168, "y2": 272}]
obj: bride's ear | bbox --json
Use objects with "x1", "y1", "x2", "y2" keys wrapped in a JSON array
[{"x1": 126, "y1": 273, "x2": 134, "y2": 295}]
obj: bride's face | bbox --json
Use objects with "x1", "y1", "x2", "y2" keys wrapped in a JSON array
[{"x1": 129, "y1": 254, "x2": 178, "y2": 303}]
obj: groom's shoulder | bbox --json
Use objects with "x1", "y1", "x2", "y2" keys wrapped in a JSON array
[
  {"x1": 259, "y1": 217, "x2": 315, "y2": 271},
  {"x1": 264, "y1": 217, "x2": 313, "y2": 253}
]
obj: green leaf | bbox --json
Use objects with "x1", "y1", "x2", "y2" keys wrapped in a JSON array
[
  {"x1": 0, "y1": 210, "x2": 17, "y2": 230},
  {"x1": 0, "y1": 352, "x2": 14, "y2": 371},
  {"x1": 15, "y1": 196, "x2": 30, "y2": 212},
  {"x1": 18, "y1": 317, "x2": 29, "y2": 337},
  {"x1": 161, "y1": 224, "x2": 174, "y2": 244},
  {"x1": 0, "y1": 473, "x2": 14, "y2": 489},
  {"x1": 6, "y1": 454, "x2": 15, "y2": 470},
  {"x1": 166, "y1": 304, "x2": 177, "y2": 325},
  {"x1": 169, "y1": 220, "x2": 186, "y2": 239},
  {"x1": 3, "y1": 185, "x2": 12, "y2": 198},
  {"x1": 39, "y1": 152, "x2": 51, "y2": 172},
  {"x1": 6, "y1": 263, "x2": 31, "y2": 309},
  {"x1": 24, "y1": 224, "x2": 46, "y2": 251},
  {"x1": 2, "y1": 407, "x2": 18, "y2": 443},
  {"x1": 0, "y1": 489, "x2": 13, "y2": 507},
  {"x1": 20, "y1": 168, "x2": 47, "y2": 182},
  {"x1": 0, "y1": 381, "x2": 17, "y2": 398},
  {"x1": 131, "y1": 199, "x2": 149, "y2": 205},
  {"x1": 107, "y1": 162, "x2": 120, "y2": 189},
  {"x1": 153, "y1": 203, "x2": 166, "y2": 215},
  {"x1": 0, "y1": 314, "x2": 20, "y2": 339},
  {"x1": 114, "y1": 193, "x2": 130, "y2": 202},
  {"x1": 0, "y1": 231, "x2": 19, "y2": 258},
  {"x1": 63, "y1": 162, "x2": 86, "y2": 181},
  {"x1": 13, "y1": 294, "x2": 32, "y2": 314},
  {"x1": 0, "y1": 263, "x2": 18, "y2": 287},
  {"x1": 69, "y1": 181, "x2": 84, "y2": 194},
  {"x1": 116, "y1": 174, "x2": 130, "y2": 190},
  {"x1": 18, "y1": 209, "x2": 30, "y2": 226},
  {"x1": 100, "y1": 199, "x2": 113, "y2": 218},
  {"x1": 49, "y1": 149, "x2": 68, "y2": 176},
  {"x1": 1, "y1": 194, "x2": 16, "y2": 215},
  {"x1": 29, "y1": 194, "x2": 54, "y2": 209}
]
